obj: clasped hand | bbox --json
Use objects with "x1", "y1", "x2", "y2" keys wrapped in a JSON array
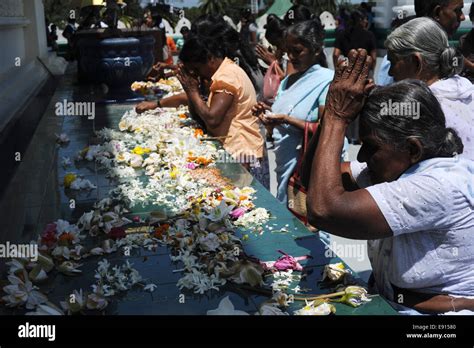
[{"x1": 325, "y1": 49, "x2": 375, "y2": 124}]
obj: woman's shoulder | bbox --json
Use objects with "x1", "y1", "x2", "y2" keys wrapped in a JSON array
[{"x1": 311, "y1": 65, "x2": 335, "y2": 81}]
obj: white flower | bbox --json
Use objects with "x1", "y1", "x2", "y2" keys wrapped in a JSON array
[
  {"x1": 336, "y1": 286, "x2": 372, "y2": 307},
  {"x1": 6, "y1": 259, "x2": 26, "y2": 274},
  {"x1": 76, "y1": 211, "x2": 95, "y2": 232},
  {"x1": 70, "y1": 178, "x2": 97, "y2": 190},
  {"x1": 322, "y1": 263, "x2": 349, "y2": 282},
  {"x1": 86, "y1": 293, "x2": 108, "y2": 310},
  {"x1": 129, "y1": 154, "x2": 143, "y2": 168},
  {"x1": 2, "y1": 273, "x2": 48, "y2": 309},
  {"x1": 144, "y1": 283, "x2": 158, "y2": 293},
  {"x1": 204, "y1": 201, "x2": 234, "y2": 222},
  {"x1": 56, "y1": 133, "x2": 70, "y2": 145},
  {"x1": 89, "y1": 247, "x2": 105, "y2": 256},
  {"x1": 207, "y1": 296, "x2": 249, "y2": 315},
  {"x1": 294, "y1": 301, "x2": 336, "y2": 316},
  {"x1": 234, "y1": 208, "x2": 270, "y2": 230},
  {"x1": 57, "y1": 261, "x2": 82, "y2": 276},
  {"x1": 52, "y1": 246, "x2": 70, "y2": 260},
  {"x1": 198, "y1": 233, "x2": 220, "y2": 252},
  {"x1": 61, "y1": 157, "x2": 72, "y2": 168},
  {"x1": 55, "y1": 220, "x2": 79, "y2": 234}
]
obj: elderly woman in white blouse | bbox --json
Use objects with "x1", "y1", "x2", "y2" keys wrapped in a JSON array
[
  {"x1": 305, "y1": 49, "x2": 474, "y2": 314},
  {"x1": 386, "y1": 17, "x2": 474, "y2": 161}
]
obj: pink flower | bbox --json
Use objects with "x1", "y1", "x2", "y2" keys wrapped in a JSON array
[
  {"x1": 185, "y1": 163, "x2": 198, "y2": 170},
  {"x1": 41, "y1": 223, "x2": 58, "y2": 248},
  {"x1": 132, "y1": 216, "x2": 141, "y2": 223},
  {"x1": 262, "y1": 250, "x2": 311, "y2": 272},
  {"x1": 230, "y1": 207, "x2": 247, "y2": 219}
]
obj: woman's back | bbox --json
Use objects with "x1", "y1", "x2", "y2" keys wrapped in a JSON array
[
  {"x1": 208, "y1": 58, "x2": 263, "y2": 160},
  {"x1": 430, "y1": 75, "x2": 474, "y2": 160}
]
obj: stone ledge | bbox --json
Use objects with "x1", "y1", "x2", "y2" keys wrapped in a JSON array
[
  {"x1": 0, "y1": 59, "x2": 50, "y2": 141},
  {"x1": 0, "y1": 16, "x2": 30, "y2": 29}
]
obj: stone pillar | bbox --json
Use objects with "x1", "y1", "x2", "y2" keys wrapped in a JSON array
[
  {"x1": 23, "y1": 0, "x2": 48, "y2": 62},
  {"x1": 0, "y1": 0, "x2": 28, "y2": 76}
]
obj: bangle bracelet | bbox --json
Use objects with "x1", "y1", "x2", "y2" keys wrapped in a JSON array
[
  {"x1": 450, "y1": 297, "x2": 457, "y2": 312},
  {"x1": 156, "y1": 100, "x2": 161, "y2": 108}
]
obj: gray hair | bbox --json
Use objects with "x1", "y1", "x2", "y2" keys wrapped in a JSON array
[
  {"x1": 385, "y1": 17, "x2": 464, "y2": 79},
  {"x1": 361, "y1": 80, "x2": 463, "y2": 159}
]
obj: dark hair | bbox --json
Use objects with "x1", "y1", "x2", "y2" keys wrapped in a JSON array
[
  {"x1": 470, "y1": 1, "x2": 474, "y2": 17},
  {"x1": 286, "y1": 19, "x2": 328, "y2": 68},
  {"x1": 349, "y1": 9, "x2": 368, "y2": 29},
  {"x1": 415, "y1": 0, "x2": 451, "y2": 17},
  {"x1": 284, "y1": 5, "x2": 314, "y2": 26},
  {"x1": 265, "y1": 15, "x2": 287, "y2": 47},
  {"x1": 184, "y1": 19, "x2": 260, "y2": 87},
  {"x1": 241, "y1": 8, "x2": 254, "y2": 21},
  {"x1": 191, "y1": 14, "x2": 226, "y2": 36},
  {"x1": 361, "y1": 80, "x2": 464, "y2": 158},
  {"x1": 179, "y1": 37, "x2": 225, "y2": 65}
]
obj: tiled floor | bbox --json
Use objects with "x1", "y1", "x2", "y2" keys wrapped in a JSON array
[{"x1": 0, "y1": 64, "x2": 395, "y2": 315}]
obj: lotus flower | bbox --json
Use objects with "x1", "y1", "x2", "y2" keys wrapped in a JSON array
[
  {"x1": 294, "y1": 300, "x2": 336, "y2": 316},
  {"x1": 262, "y1": 250, "x2": 310, "y2": 272},
  {"x1": 230, "y1": 207, "x2": 247, "y2": 219},
  {"x1": 37, "y1": 254, "x2": 54, "y2": 272},
  {"x1": 2, "y1": 273, "x2": 48, "y2": 309},
  {"x1": 322, "y1": 263, "x2": 349, "y2": 282},
  {"x1": 207, "y1": 296, "x2": 249, "y2": 315},
  {"x1": 335, "y1": 286, "x2": 372, "y2": 308}
]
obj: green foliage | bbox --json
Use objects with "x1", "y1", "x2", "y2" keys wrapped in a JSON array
[
  {"x1": 43, "y1": 0, "x2": 80, "y2": 28},
  {"x1": 199, "y1": 0, "x2": 231, "y2": 16}
]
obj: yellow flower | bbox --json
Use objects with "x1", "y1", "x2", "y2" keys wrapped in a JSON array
[
  {"x1": 64, "y1": 173, "x2": 77, "y2": 189},
  {"x1": 170, "y1": 167, "x2": 179, "y2": 179},
  {"x1": 132, "y1": 146, "x2": 151, "y2": 155}
]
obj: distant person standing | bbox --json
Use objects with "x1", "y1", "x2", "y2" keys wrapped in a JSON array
[
  {"x1": 360, "y1": 2, "x2": 374, "y2": 30},
  {"x1": 333, "y1": 10, "x2": 377, "y2": 71},
  {"x1": 240, "y1": 9, "x2": 258, "y2": 47},
  {"x1": 47, "y1": 24, "x2": 58, "y2": 51},
  {"x1": 62, "y1": 16, "x2": 77, "y2": 61}
]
